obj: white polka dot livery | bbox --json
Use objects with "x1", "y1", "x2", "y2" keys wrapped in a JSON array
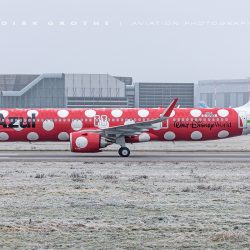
[
  {"x1": 76, "y1": 136, "x2": 88, "y2": 148},
  {"x1": 71, "y1": 119, "x2": 83, "y2": 131},
  {"x1": 190, "y1": 109, "x2": 202, "y2": 117},
  {"x1": 0, "y1": 132, "x2": 9, "y2": 141},
  {"x1": 191, "y1": 131, "x2": 202, "y2": 140},
  {"x1": 27, "y1": 132, "x2": 39, "y2": 141},
  {"x1": 138, "y1": 109, "x2": 149, "y2": 118},
  {"x1": 58, "y1": 132, "x2": 69, "y2": 141},
  {"x1": 0, "y1": 110, "x2": 9, "y2": 118},
  {"x1": 164, "y1": 131, "x2": 176, "y2": 140},
  {"x1": 57, "y1": 110, "x2": 69, "y2": 118},
  {"x1": 138, "y1": 133, "x2": 150, "y2": 142},
  {"x1": 217, "y1": 109, "x2": 229, "y2": 117},
  {"x1": 85, "y1": 110, "x2": 96, "y2": 118},
  {"x1": 42, "y1": 120, "x2": 54, "y2": 131},
  {"x1": 111, "y1": 109, "x2": 123, "y2": 118},
  {"x1": 218, "y1": 130, "x2": 229, "y2": 138}
]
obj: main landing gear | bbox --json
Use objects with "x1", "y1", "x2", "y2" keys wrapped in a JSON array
[
  {"x1": 118, "y1": 147, "x2": 130, "y2": 157},
  {"x1": 116, "y1": 136, "x2": 130, "y2": 157}
]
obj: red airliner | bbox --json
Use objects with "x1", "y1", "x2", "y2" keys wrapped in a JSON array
[{"x1": 0, "y1": 98, "x2": 248, "y2": 157}]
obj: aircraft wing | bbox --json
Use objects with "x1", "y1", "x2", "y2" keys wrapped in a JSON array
[{"x1": 99, "y1": 98, "x2": 178, "y2": 138}]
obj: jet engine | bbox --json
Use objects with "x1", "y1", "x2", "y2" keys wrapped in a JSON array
[{"x1": 70, "y1": 131, "x2": 111, "y2": 153}]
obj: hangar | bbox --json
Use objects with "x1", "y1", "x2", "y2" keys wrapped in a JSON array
[
  {"x1": 0, "y1": 73, "x2": 194, "y2": 108},
  {"x1": 197, "y1": 78, "x2": 250, "y2": 107}
]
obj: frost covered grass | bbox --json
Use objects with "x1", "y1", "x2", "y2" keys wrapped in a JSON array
[{"x1": 0, "y1": 161, "x2": 249, "y2": 249}]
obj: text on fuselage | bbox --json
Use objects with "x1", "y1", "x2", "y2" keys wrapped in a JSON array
[{"x1": 0, "y1": 113, "x2": 36, "y2": 128}]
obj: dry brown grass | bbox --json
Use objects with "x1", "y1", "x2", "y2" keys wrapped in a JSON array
[{"x1": 211, "y1": 231, "x2": 247, "y2": 242}]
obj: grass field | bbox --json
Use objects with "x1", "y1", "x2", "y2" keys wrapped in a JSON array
[{"x1": 0, "y1": 160, "x2": 249, "y2": 249}]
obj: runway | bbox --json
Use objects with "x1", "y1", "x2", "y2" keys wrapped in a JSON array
[{"x1": 0, "y1": 150, "x2": 250, "y2": 162}]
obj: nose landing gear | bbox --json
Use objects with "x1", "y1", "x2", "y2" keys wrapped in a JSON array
[{"x1": 118, "y1": 147, "x2": 130, "y2": 157}]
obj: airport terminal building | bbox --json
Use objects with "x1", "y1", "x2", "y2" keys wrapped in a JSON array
[{"x1": 0, "y1": 73, "x2": 194, "y2": 108}]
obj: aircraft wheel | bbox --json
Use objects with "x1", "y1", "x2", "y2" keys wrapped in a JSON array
[{"x1": 118, "y1": 147, "x2": 130, "y2": 157}]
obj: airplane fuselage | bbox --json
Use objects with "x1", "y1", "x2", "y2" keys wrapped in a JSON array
[{"x1": 0, "y1": 107, "x2": 247, "y2": 143}]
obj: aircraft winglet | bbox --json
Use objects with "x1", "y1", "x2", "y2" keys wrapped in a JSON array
[{"x1": 160, "y1": 98, "x2": 178, "y2": 118}]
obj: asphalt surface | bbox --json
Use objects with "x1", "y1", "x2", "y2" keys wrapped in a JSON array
[{"x1": 0, "y1": 150, "x2": 250, "y2": 162}]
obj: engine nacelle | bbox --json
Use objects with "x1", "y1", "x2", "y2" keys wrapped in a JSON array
[{"x1": 70, "y1": 131, "x2": 110, "y2": 153}]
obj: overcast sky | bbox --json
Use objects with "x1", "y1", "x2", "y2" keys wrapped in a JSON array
[{"x1": 0, "y1": 0, "x2": 250, "y2": 83}]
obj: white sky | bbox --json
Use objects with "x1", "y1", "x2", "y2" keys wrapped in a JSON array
[{"x1": 0, "y1": 0, "x2": 250, "y2": 83}]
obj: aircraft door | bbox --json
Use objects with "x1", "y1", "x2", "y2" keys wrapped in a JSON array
[
  {"x1": 238, "y1": 111, "x2": 247, "y2": 129},
  {"x1": 161, "y1": 119, "x2": 169, "y2": 128}
]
